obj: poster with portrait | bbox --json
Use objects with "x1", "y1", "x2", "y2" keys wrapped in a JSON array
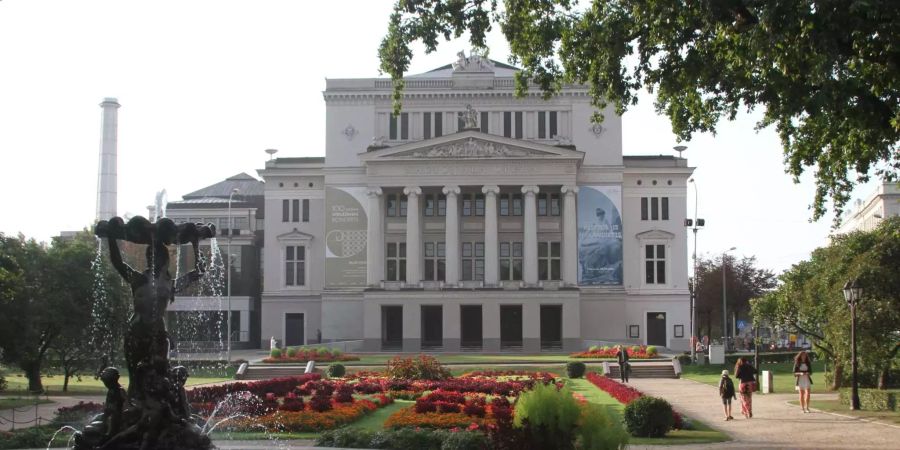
[
  {"x1": 577, "y1": 185, "x2": 623, "y2": 285},
  {"x1": 324, "y1": 186, "x2": 368, "y2": 287}
]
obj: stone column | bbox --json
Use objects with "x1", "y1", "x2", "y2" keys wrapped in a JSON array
[
  {"x1": 522, "y1": 185, "x2": 540, "y2": 285},
  {"x1": 366, "y1": 187, "x2": 383, "y2": 286},
  {"x1": 482, "y1": 185, "x2": 500, "y2": 286},
  {"x1": 403, "y1": 186, "x2": 422, "y2": 285},
  {"x1": 561, "y1": 185, "x2": 579, "y2": 286},
  {"x1": 442, "y1": 185, "x2": 461, "y2": 286}
]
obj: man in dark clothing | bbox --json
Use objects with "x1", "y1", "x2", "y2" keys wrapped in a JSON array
[{"x1": 616, "y1": 345, "x2": 630, "y2": 382}]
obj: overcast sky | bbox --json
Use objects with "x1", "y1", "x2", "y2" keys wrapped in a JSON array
[{"x1": 0, "y1": 0, "x2": 877, "y2": 273}]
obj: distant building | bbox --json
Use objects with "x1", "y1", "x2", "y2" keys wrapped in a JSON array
[
  {"x1": 163, "y1": 173, "x2": 265, "y2": 351},
  {"x1": 835, "y1": 182, "x2": 900, "y2": 234},
  {"x1": 254, "y1": 54, "x2": 694, "y2": 352}
]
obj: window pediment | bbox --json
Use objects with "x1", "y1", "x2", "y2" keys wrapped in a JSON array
[
  {"x1": 635, "y1": 229, "x2": 675, "y2": 240},
  {"x1": 277, "y1": 228, "x2": 314, "y2": 242}
]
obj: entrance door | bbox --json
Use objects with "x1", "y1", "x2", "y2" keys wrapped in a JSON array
[
  {"x1": 421, "y1": 305, "x2": 443, "y2": 350},
  {"x1": 540, "y1": 305, "x2": 563, "y2": 350},
  {"x1": 285, "y1": 313, "x2": 305, "y2": 346},
  {"x1": 460, "y1": 305, "x2": 483, "y2": 350},
  {"x1": 381, "y1": 306, "x2": 403, "y2": 351},
  {"x1": 647, "y1": 312, "x2": 667, "y2": 347},
  {"x1": 500, "y1": 305, "x2": 523, "y2": 350}
]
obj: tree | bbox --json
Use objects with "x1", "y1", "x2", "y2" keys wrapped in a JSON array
[
  {"x1": 752, "y1": 217, "x2": 900, "y2": 389},
  {"x1": 380, "y1": 0, "x2": 900, "y2": 222},
  {"x1": 693, "y1": 254, "x2": 776, "y2": 342}
]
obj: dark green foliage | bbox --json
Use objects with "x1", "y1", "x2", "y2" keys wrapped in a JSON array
[
  {"x1": 327, "y1": 363, "x2": 346, "y2": 378},
  {"x1": 380, "y1": 1, "x2": 900, "y2": 222},
  {"x1": 623, "y1": 396, "x2": 675, "y2": 437},
  {"x1": 514, "y1": 383, "x2": 581, "y2": 450},
  {"x1": 839, "y1": 388, "x2": 900, "y2": 411},
  {"x1": 316, "y1": 427, "x2": 489, "y2": 450},
  {"x1": 0, "y1": 372, "x2": 6, "y2": 392},
  {"x1": 566, "y1": 361, "x2": 586, "y2": 378},
  {"x1": 578, "y1": 403, "x2": 629, "y2": 450},
  {"x1": 0, "y1": 425, "x2": 60, "y2": 450},
  {"x1": 694, "y1": 255, "x2": 776, "y2": 341},
  {"x1": 270, "y1": 348, "x2": 282, "y2": 358}
]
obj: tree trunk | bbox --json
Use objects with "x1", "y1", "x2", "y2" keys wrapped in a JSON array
[
  {"x1": 22, "y1": 360, "x2": 44, "y2": 393},
  {"x1": 832, "y1": 362, "x2": 843, "y2": 391},
  {"x1": 878, "y1": 365, "x2": 889, "y2": 390},
  {"x1": 63, "y1": 368, "x2": 71, "y2": 392}
]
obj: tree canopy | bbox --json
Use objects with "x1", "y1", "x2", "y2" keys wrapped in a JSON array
[
  {"x1": 692, "y1": 254, "x2": 776, "y2": 342},
  {"x1": 380, "y1": 0, "x2": 900, "y2": 222}
]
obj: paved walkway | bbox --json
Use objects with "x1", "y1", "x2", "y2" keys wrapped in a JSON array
[
  {"x1": 0, "y1": 395, "x2": 103, "y2": 431},
  {"x1": 627, "y1": 378, "x2": 900, "y2": 449}
]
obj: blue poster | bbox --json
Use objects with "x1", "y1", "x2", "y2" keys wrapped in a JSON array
[{"x1": 578, "y1": 186, "x2": 623, "y2": 285}]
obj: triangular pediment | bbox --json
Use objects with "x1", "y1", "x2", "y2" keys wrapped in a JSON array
[
  {"x1": 277, "y1": 229, "x2": 315, "y2": 241},
  {"x1": 635, "y1": 229, "x2": 675, "y2": 240},
  {"x1": 359, "y1": 130, "x2": 584, "y2": 162}
]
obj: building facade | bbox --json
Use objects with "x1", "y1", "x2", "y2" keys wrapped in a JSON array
[
  {"x1": 258, "y1": 55, "x2": 694, "y2": 352},
  {"x1": 835, "y1": 182, "x2": 900, "y2": 235}
]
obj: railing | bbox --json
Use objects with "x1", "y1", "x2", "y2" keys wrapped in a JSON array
[{"x1": 0, "y1": 397, "x2": 52, "y2": 431}]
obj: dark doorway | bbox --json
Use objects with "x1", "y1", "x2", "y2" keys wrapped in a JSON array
[
  {"x1": 647, "y1": 312, "x2": 667, "y2": 347},
  {"x1": 500, "y1": 305, "x2": 523, "y2": 350},
  {"x1": 382, "y1": 306, "x2": 403, "y2": 351},
  {"x1": 540, "y1": 305, "x2": 563, "y2": 351},
  {"x1": 285, "y1": 313, "x2": 305, "y2": 346},
  {"x1": 421, "y1": 305, "x2": 443, "y2": 350},
  {"x1": 460, "y1": 305, "x2": 483, "y2": 351}
]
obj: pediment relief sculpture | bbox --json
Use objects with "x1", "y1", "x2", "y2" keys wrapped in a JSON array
[{"x1": 395, "y1": 138, "x2": 548, "y2": 159}]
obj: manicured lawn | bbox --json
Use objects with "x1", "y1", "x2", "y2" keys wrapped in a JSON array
[
  {"x1": 3, "y1": 373, "x2": 232, "y2": 396},
  {"x1": 681, "y1": 361, "x2": 828, "y2": 393},
  {"x1": 789, "y1": 399, "x2": 900, "y2": 425},
  {"x1": 0, "y1": 396, "x2": 53, "y2": 409},
  {"x1": 347, "y1": 400, "x2": 412, "y2": 431},
  {"x1": 567, "y1": 378, "x2": 730, "y2": 445}
]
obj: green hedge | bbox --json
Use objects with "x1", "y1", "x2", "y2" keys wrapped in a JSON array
[
  {"x1": 566, "y1": 362, "x2": 586, "y2": 378},
  {"x1": 838, "y1": 388, "x2": 900, "y2": 411}
]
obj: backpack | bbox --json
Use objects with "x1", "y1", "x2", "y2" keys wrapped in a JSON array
[{"x1": 720, "y1": 377, "x2": 735, "y2": 398}]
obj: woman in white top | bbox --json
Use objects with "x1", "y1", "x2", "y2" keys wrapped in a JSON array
[{"x1": 793, "y1": 350, "x2": 814, "y2": 413}]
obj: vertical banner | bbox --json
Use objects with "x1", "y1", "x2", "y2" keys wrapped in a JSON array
[
  {"x1": 577, "y1": 185, "x2": 623, "y2": 285},
  {"x1": 325, "y1": 186, "x2": 368, "y2": 287}
]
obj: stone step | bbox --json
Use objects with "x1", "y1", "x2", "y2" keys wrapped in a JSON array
[{"x1": 605, "y1": 362, "x2": 677, "y2": 379}]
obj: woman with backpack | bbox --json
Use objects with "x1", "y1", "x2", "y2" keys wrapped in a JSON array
[
  {"x1": 719, "y1": 369, "x2": 737, "y2": 420},
  {"x1": 734, "y1": 357, "x2": 757, "y2": 418}
]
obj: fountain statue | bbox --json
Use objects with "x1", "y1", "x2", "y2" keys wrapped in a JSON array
[{"x1": 73, "y1": 216, "x2": 216, "y2": 450}]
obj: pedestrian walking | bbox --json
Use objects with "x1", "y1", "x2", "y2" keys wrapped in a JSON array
[
  {"x1": 734, "y1": 357, "x2": 757, "y2": 418},
  {"x1": 794, "y1": 350, "x2": 814, "y2": 413},
  {"x1": 719, "y1": 369, "x2": 737, "y2": 421},
  {"x1": 616, "y1": 345, "x2": 630, "y2": 383}
]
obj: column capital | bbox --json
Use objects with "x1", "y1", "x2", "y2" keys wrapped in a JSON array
[
  {"x1": 481, "y1": 185, "x2": 500, "y2": 196},
  {"x1": 560, "y1": 185, "x2": 579, "y2": 195},
  {"x1": 403, "y1": 186, "x2": 422, "y2": 196},
  {"x1": 366, "y1": 187, "x2": 383, "y2": 197},
  {"x1": 442, "y1": 185, "x2": 461, "y2": 196},
  {"x1": 521, "y1": 185, "x2": 540, "y2": 195}
]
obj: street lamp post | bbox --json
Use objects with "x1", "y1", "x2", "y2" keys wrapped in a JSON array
[
  {"x1": 227, "y1": 188, "x2": 239, "y2": 363},
  {"x1": 722, "y1": 247, "x2": 736, "y2": 348},
  {"x1": 842, "y1": 278, "x2": 863, "y2": 410},
  {"x1": 685, "y1": 177, "x2": 705, "y2": 362}
]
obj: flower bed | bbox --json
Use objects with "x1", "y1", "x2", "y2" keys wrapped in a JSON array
[
  {"x1": 586, "y1": 372, "x2": 683, "y2": 429},
  {"x1": 263, "y1": 347, "x2": 360, "y2": 364},
  {"x1": 227, "y1": 395, "x2": 392, "y2": 432},
  {"x1": 460, "y1": 370, "x2": 559, "y2": 379},
  {"x1": 571, "y1": 344, "x2": 660, "y2": 359}
]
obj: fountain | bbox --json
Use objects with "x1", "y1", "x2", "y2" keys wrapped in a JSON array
[{"x1": 70, "y1": 215, "x2": 217, "y2": 450}]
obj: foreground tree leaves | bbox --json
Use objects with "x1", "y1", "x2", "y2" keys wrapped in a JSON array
[{"x1": 380, "y1": 0, "x2": 900, "y2": 223}]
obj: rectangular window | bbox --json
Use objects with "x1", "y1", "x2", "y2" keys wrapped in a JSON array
[
  {"x1": 512, "y1": 194, "x2": 523, "y2": 216},
  {"x1": 514, "y1": 111, "x2": 523, "y2": 138},
  {"x1": 499, "y1": 242, "x2": 524, "y2": 281},
  {"x1": 651, "y1": 197, "x2": 659, "y2": 220},
  {"x1": 550, "y1": 194, "x2": 561, "y2": 216},
  {"x1": 302, "y1": 199, "x2": 310, "y2": 222},
  {"x1": 661, "y1": 197, "x2": 669, "y2": 220},
  {"x1": 424, "y1": 242, "x2": 446, "y2": 281},
  {"x1": 423, "y1": 112, "x2": 432, "y2": 139},
  {"x1": 399, "y1": 195, "x2": 408, "y2": 217},
  {"x1": 538, "y1": 241, "x2": 561, "y2": 280},
  {"x1": 424, "y1": 194, "x2": 435, "y2": 216},
  {"x1": 549, "y1": 111, "x2": 557, "y2": 138},
  {"x1": 537, "y1": 193, "x2": 548, "y2": 216},
  {"x1": 386, "y1": 242, "x2": 407, "y2": 281},
  {"x1": 645, "y1": 244, "x2": 666, "y2": 284},
  {"x1": 474, "y1": 194, "x2": 485, "y2": 216},
  {"x1": 282, "y1": 199, "x2": 289, "y2": 222},
  {"x1": 437, "y1": 194, "x2": 446, "y2": 216},
  {"x1": 400, "y1": 112, "x2": 409, "y2": 140},
  {"x1": 285, "y1": 245, "x2": 305, "y2": 286},
  {"x1": 292, "y1": 199, "x2": 300, "y2": 222},
  {"x1": 538, "y1": 111, "x2": 546, "y2": 139},
  {"x1": 503, "y1": 112, "x2": 512, "y2": 138},
  {"x1": 499, "y1": 194, "x2": 510, "y2": 216},
  {"x1": 641, "y1": 197, "x2": 649, "y2": 221},
  {"x1": 462, "y1": 194, "x2": 472, "y2": 216},
  {"x1": 480, "y1": 111, "x2": 489, "y2": 133},
  {"x1": 434, "y1": 112, "x2": 443, "y2": 137},
  {"x1": 462, "y1": 242, "x2": 485, "y2": 281},
  {"x1": 389, "y1": 114, "x2": 398, "y2": 140},
  {"x1": 386, "y1": 194, "x2": 397, "y2": 217}
]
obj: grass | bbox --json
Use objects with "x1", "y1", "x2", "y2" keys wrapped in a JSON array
[
  {"x1": 567, "y1": 377, "x2": 731, "y2": 445},
  {"x1": 789, "y1": 399, "x2": 900, "y2": 425},
  {"x1": 681, "y1": 361, "x2": 828, "y2": 393},
  {"x1": 3, "y1": 372, "x2": 232, "y2": 396},
  {"x1": 347, "y1": 400, "x2": 412, "y2": 431},
  {"x1": 0, "y1": 396, "x2": 53, "y2": 409}
]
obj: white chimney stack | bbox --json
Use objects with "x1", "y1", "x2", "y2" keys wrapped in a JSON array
[{"x1": 96, "y1": 97, "x2": 120, "y2": 221}]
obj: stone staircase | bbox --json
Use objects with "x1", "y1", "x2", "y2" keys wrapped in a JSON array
[
  {"x1": 238, "y1": 364, "x2": 316, "y2": 380},
  {"x1": 604, "y1": 360, "x2": 678, "y2": 379}
]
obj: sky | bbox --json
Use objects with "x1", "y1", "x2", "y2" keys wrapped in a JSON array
[{"x1": 0, "y1": 0, "x2": 878, "y2": 274}]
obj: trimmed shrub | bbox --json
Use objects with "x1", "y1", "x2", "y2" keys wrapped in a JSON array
[
  {"x1": 630, "y1": 345, "x2": 641, "y2": 354},
  {"x1": 623, "y1": 396, "x2": 675, "y2": 437},
  {"x1": 270, "y1": 348, "x2": 282, "y2": 358},
  {"x1": 645, "y1": 345, "x2": 658, "y2": 356},
  {"x1": 514, "y1": 383, "x2": 582, "y2": 450},
  {"x1": 327, "y1": 364, "x2": 346, "y2": 378},
  {"x1": 839, "y1": 388, "x2": 900, "y2": 411},
  {"x1": 286, "y1": 347, "x2": 298, "y2": 358},
  {"x1": 578, "y1": 403, "x2": 629, "y2": 450},
  {"x1": 386, "y1": 354, "x2": 450, "y2": 380},
  {"x1": 588, "y1": 345, "x2": 600, "y2": 352},
  {"x1": 566, "y1": 362, "x2": 587, "y2": 378},
  {"x1": 317, "y1": 427, "x2": 489, "y2": 450}
]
